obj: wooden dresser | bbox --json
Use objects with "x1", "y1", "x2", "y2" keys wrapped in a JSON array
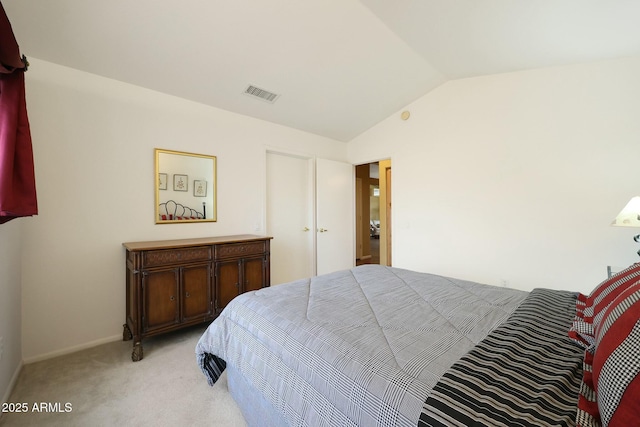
[{"x1": 123, "y1": 234, "x2": 272, "y2": 361}]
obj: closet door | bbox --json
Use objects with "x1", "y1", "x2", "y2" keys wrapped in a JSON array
[
  {"x1": 267, "y1": 154, "x2": 354, "y2": 282},
  {"x1": 316, "y1": 158, "x2": 354, "y2": 275},
  {"x1": 266, "y1": 152, "x2": 315, "y2": 285}
]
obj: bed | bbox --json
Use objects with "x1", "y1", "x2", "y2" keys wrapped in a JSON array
[
  {"x1": 158, "y1": 199, "x2": 205, "y2": 221},
  {"x1": 196, "y1": 264, "x2": 640, "y2": 426}
]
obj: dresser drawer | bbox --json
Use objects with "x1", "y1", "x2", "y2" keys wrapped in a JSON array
[
  {"x1": 142, "y1": 246, "x2": 212, "y2": 268},
  {"x1": 215, "y1": 241, "x2": 266, "y2": 259}
]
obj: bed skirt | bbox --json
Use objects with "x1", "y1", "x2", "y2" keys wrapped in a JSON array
[{"x1": 227, "y1": 364, "x2": 289, "y2": 427}]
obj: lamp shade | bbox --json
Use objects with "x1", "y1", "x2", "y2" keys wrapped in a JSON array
[{"x1": 611, "y1": 196, "x2": 640, "y2": 227}]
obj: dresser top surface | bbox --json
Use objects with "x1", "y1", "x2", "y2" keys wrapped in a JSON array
[{"x1": 123, "y1": 234, "x2": 272, "y2": 251}]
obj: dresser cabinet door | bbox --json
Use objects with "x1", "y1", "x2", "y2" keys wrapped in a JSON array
[
  {"x1": 181, "y1": 263, "x2": 213, "y2": 322},
  {"x1": 215, "y1": 260, "x2": 241, "y2": 314},
  {"x1": 142, "y1": 269, "x2": 179, "y2": 333},
  {"x1": 244, "y1": 256, "x2": 267, "y2": 293}
]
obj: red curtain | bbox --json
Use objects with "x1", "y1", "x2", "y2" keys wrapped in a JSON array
[{"x1": 0, "y1": 2, "x2": 37, "y2": 224}]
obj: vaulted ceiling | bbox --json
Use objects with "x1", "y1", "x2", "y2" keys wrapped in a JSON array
[{"x1": 4, "y1": 0, "x2": 640, "y2": 142}]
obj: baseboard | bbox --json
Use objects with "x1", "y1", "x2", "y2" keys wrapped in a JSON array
[
  {"x1": 1, "y1": 359, "x2": 23, "y2": 411},
  {"x1": 22, "y1": 334, "x2": 122, "y2": 365}
]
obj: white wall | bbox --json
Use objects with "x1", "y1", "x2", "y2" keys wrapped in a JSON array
[
  {"x1": 349, "y1": 56, "x2": 640, "y2": 294},
  {"x1": 21, "y1": 58, "x2": 347, "y2": 362},
  {"x1": 17, "y1": 55, "x2": 640, "y2": 362},
  {"x1": 0, "y1": 220, "x2": 22, "y2": 405}
]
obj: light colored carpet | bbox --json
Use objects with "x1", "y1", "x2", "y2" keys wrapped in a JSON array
[{"x1": 0, "y1": 324, "x2": 247, "y2": 427}]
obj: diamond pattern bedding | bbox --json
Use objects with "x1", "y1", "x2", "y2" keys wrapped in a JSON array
[{"x1": 196, "y1": 265, "x2": 528, "y2": 426}]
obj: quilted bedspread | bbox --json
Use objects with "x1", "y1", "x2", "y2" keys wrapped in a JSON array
[{"x1": 196, "y1": 265, "x2": 528, "y2": 426}]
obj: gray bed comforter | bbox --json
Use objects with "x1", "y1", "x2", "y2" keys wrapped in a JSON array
[{"x1": 196, "y1": 265, "x2": 528, "y2": 426}]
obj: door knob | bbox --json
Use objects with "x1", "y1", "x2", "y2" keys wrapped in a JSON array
[
  {"x1": 318, "y1": 228, "x2": 328, "y2": 233},
  {"x1": 303, "y1": 227, "x2": 310, "y2": 232}
]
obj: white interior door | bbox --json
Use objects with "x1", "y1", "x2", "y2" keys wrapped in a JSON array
[
  {"x1": 266, "y1": 152, "x2": 314, "y2": 285},
  {"x1": 316, "y1": 158, "x2": 354, "y2": 275}
]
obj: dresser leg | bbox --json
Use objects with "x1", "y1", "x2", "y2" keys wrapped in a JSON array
[
  {"x1": 132, "y1": 342, "x2": 143, "y2": 362},
  {"x1": 122, "y1": 323, "x2": 133, "y2": 341}
]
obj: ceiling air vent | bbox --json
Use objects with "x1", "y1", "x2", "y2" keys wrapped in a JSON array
[{"x1": 243, "y1": 85, "x2": 280, "y2": 104}]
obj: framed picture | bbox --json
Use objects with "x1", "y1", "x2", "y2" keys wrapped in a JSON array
[
  {"x1": 194, "y1": 180, "x2": 207, "y2": 197},
  {"x1": 173, "y1": 174, "x2": 188, "y2": 192},
  {"x1": 158, "y1": 173, "x2": 167, "y2": 190}
]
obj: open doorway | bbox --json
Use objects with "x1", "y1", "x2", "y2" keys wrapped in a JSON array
[{"x1": 355, "y1": 160, "x2": 391, "y2": 266}]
